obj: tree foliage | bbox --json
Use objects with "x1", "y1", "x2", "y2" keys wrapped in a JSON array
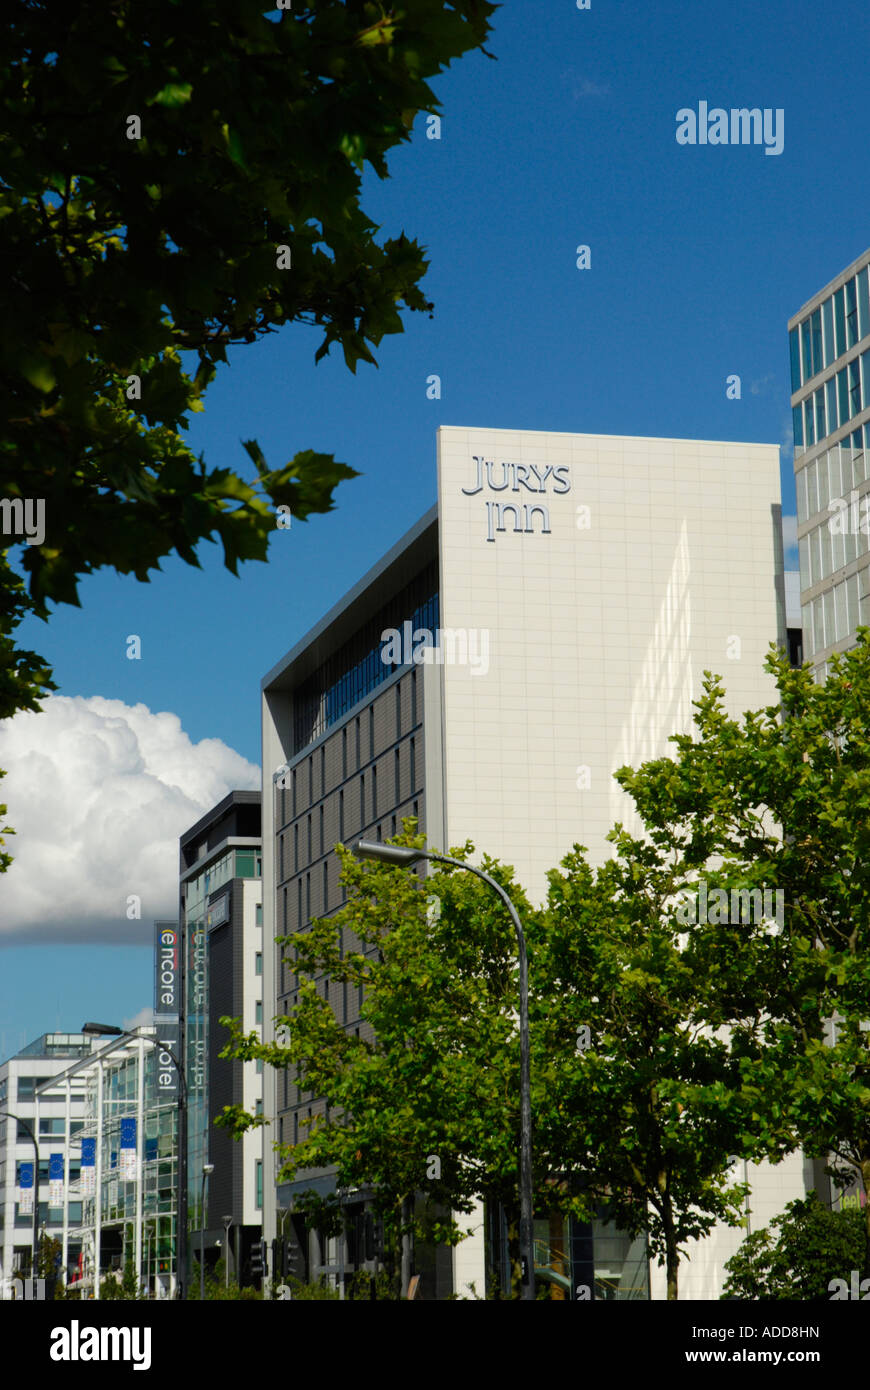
[
  {"x1": 0, "y1": 0, "x2": 496, "y2": 723},
  {"x1": 614, "y1": 632, "x2": 870, "y2": 1277},
  {"x1": 721, "y1": 1194, "x2": 865, "y2": 1300},
  {"x1": 537, "y1": 841, "x2": 751, "y2": 1301},
  {"x1": 220, "y1": 823, "x2": 538, "y2": 1296}
]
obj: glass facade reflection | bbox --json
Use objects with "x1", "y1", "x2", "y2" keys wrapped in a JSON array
[{"x1": 790, "y1": 248, "x2": 870, "y2": 674}]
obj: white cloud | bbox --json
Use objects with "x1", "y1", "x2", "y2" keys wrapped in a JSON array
[
  {"x1": 0, "y1": 696, "x2": 259, "y2": 944},
  {"x1": 122, "y1": 1006, "x2": 155, "y2": 1032}
]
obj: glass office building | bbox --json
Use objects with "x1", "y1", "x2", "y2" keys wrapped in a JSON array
[{"x1": 790, "y1": 247, "x2": 870, "y2": 675}]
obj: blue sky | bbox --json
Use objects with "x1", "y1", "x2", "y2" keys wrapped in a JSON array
[{"x1": 3, "y1": 0, "x2": 870, "y2": 1055}]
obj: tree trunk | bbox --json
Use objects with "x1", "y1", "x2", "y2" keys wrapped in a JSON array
[
  {"x1": 662, "y1": 1202, "x2": 680, "y2": 1301},
  {"x1": 860, "y1": 1157, "x2": 870, "y2": 1282}
]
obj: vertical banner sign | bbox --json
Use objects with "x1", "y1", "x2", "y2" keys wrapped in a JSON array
[
  {"x1": 80, "y1": 1138, "x2": 96, "y2": 1195},
  {"x1": 120, "y1": 1118, "x2": 137, "y2": 1180},
  {"x1": 18, "y1": 1161, "x2": 34, "y2": 1214},
  {"x1": 49, "y1": 1153, "x2": 64, "y2": 1205},
  {"x1": 154, "y1": 920, "x2": 180, "y2": 1100}
]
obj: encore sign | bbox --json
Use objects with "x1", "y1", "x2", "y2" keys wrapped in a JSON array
[{"x1": 461, "y1": 456, "x2": 571, "y2": 543}]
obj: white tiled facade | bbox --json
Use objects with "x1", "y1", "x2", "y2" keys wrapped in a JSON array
[{"x1": 435, "y1": 426, "x2": 805, "y2": 1297}]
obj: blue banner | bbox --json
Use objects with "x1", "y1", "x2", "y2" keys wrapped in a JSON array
[
  {"x1": 49, "y1": 1152, "x2": 64, "y2": 1204},
  {"x1": 18, "y1": 1161, "x2": 33, "y2": 1214},
  {"x1": 119, "y1": 1117, "x2": 137, "y2": 1180},
  {"x1": 80, "y1": 1137, "x2": 96, "y2": 1196}
]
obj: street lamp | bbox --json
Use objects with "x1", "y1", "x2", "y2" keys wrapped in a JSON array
[
  {"x1": 200, "y1": 1164, "x2": 214, "y2": 1300},
  {"x1": 353, "y1": 838, "x2": 536, "y2": 1302},
  {"x1": 0, "y1": 1111, "x2": 39, "y2": 1280},
  {"x1": 82, "y1": 1022, "x2": 188, "y2": 1300}
]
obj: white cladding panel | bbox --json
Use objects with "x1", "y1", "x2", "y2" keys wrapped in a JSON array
[{"x1": 436, "y1": 426, "x2": 782, "y2": 902}]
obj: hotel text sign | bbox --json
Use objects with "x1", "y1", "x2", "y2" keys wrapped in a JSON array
[
  {"x1": 154, "y1": 920, "x2": 180, "y2": 1099},
  {"x1": 462, "y1": 456, "x2": 571, "y2": 543}
]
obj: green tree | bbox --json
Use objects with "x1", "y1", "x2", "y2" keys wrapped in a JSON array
[
  {"x1": 191, "y1": 1257, "x2": 262, "y2": 1300},
  {"x1": 99, "y1": 1226, "x2": 141, "y2": 1299},
  {"x1": 537, "y1": 841, "x2": 751, "y2": 1301},
  {"x1": 722, "y1": 1194, "x2": 865, "y2": 1300},
  {"x1": 613, "y1": 631, "x2": 870, "y2": 1278},
  {"x1": 0, "y1": 0, "x2": 496, "y2": 728},
  {"x1": 219, "y1": 823, "x2": 545, "y2": 1299}
]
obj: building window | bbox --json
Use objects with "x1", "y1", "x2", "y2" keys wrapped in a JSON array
[
  {"x1": 396, "y1": 681, "x2": 402, "y2": 740},
  {"x1": 320, "y1": 804, "x2": 324, "y2": 856},
  {"x1": 256, "y1": 1160, "x2": 263, "y2": 1210},
  {"x1": 339, "y1": 789, "x2": 344, "y2": 843},
  {"x1": 256, "y1": 1100, "x2": 263, "y2": 1118},
  {"x1": 342, "y1": 726, "x2": 347, "y2": 780},
  {"x1": 306, "y1": 873, "x2": 311, "y2": 921},
  {"x1": 321, "y1": 744, "x2": 326, "y2": 797},
  {"x1": 369, "y1": 704, "x2": 375, "y2": 760},
  {"x1": 292, "y1": 768, "x2": 297, "y2": 819},
  {"x1": 323, "y1": 860, "x2": 328, "y2": 912},
  {"x1": 255, "y1": 1002, "x2": 263, "y2": 1024},
  {"x1": 395, "y1": 748, "x2": 401, "y2": 804},
  {"x1": 256, "y1": 903, "x2": 263, "y2": 927},
  {"x1": 255, "y1": 952, "x2": 263, "y2": 976},
  {"x1": 410, "y1": 736, "x2": 416, "y2": 794},
  {"x1": 372, "y1": 764, "x2": 377, "y2": 821},
  {"x1": 308, "y1": 757, "x2": 313, "y2": 804},
  {"x1": 360, "y1": 772, "x2": 365, "y2": 829},
  {"x1": 39, "y1": 1118, "x2": 65, "y2": 1137},
  {"x1": 355, "y1": 716, "x2": 361, "y2": 769},
  {"x1": 846, "y1": 276, "x2": 859, "y2": 349}
]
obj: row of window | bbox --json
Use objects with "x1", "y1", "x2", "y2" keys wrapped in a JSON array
[
  {"x1": 282, "y1": 805, "x2": 420, "y2": 939},
  {"x1": 6, "y1": 1118, "x2": 84, "y2": 1141},
  {"x1": 13, "y1": 1202, "x2": 83, "y2": 1225},
  {"x1": 280, "y1": 675, "x2": 419, "y2": 830},
  {"x1": 790, "y1": 264, "x2": 870, "y2": 390},
  {"x1": 801, "y1": 570, "x2": 869, "y2": 658},
  {"x1": 293, "y1": 580, "x2": 437, "y2": 753},
  {"x1": 184, "y1": 848, "x2": 261, "y2": 912},
  {"x1": 279, "y1": 740, "x2": 417, "y2": 878},
  {"x1": 796, "y1": 435, "x2": 870, "y2": 523},
  {"x1": 799, "y1": 517, "x2": 870, "y2": 589},
  {"x1": 793, "y1": 360, "x2": 870, "y2": 452}
]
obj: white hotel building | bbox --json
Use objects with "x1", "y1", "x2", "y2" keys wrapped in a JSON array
[{"x1": 260, "y1": 425, "x2": 806, "y2": 1299}]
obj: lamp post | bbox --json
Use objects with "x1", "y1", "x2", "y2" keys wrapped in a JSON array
[
  {"x1": 199, "y1": 1164, "x2": 214, "y2": 1300},
  {"x1": 82, "y1": 1023, "x2": 188, "y2": 1300},
  {"x1": 0, "y1": 1111, "x2": 39, "y2": 1279},
  {"x1": 222, "y1": 1214, "x2": 233, "y2": 1289},
  {"x1": 352, "y1": 839, "x2": 536, "y2": 1302}
]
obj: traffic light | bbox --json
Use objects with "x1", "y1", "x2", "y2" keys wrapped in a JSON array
[
  {"x1": 284, "y1": 1238, "x2": 302, "y2": 1277},
  {"x1": 250, "y1": 1238, "x2": 267, "y2": 1280}
]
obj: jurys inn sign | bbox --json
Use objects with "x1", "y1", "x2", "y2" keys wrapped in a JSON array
[{"x1": 461, "y1": 456, "x2": 571, "y2": 543}]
